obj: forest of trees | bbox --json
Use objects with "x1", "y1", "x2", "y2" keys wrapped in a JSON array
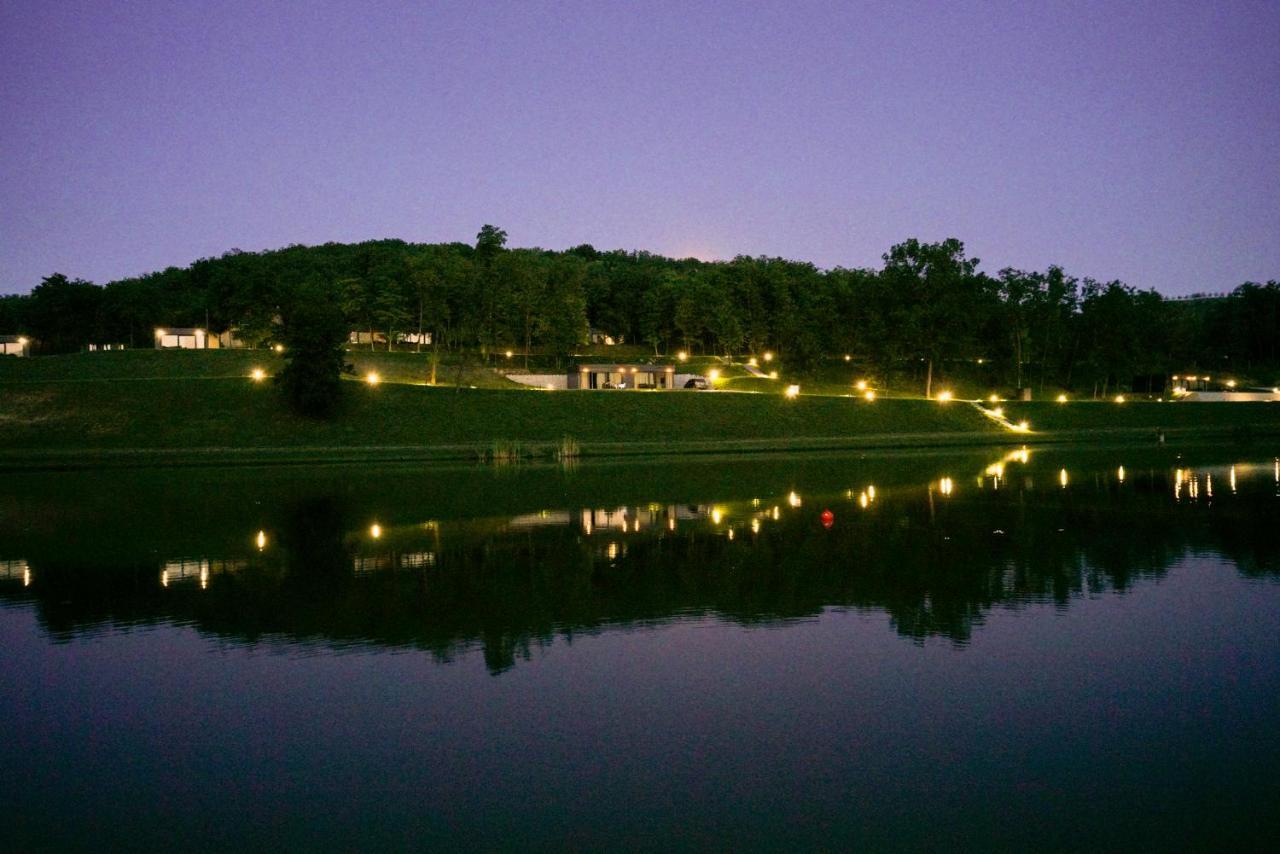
[{"x1": 1, "y1": 225, "x2": 1277, "y2": 396}]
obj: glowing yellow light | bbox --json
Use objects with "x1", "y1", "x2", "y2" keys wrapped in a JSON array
[
  {"x1": 251, "y1": 368, "x2": 266, "y2": 381},
  {"x1": 708, "y1": 369, "x2": 720, "y2": 382},
  {"x1": 23, "y1": 567, "x2": 31, "y2": 587},
  {"x1": 1015, "y1": 448, "x2": 1029, "y2": 464},
  {"x1": 1230, "y1": 465, "x2": 1237, "y2": 493},
  {"x1": 256, "y1": 530, "x2": 267, "y2": 550},
  {"x1": 843, "y1": 354, "x2": 852, "y2": 362},
  {"x1": 991, "y1": 407, "x2": 1003, "y2": 418},
  {"x1": 1117, "y1": 466, "x2": 1126, "y2": 483},
  {"x1": 748, "y1": 357, "x2": 758, "y2": 367},
  {"x1": 751, "y1": 518, "x2": 760, "y2": 534},
  {"x1": 867, "y1": 485, "x2": 876, "y2": 500},
  {"x1": 772, "y1": 506, "x2": 781, "y2": 520},
  {"x1": 858, "y1": 492, "x2": 869, "y2": 509},
  {"x1": 864, "y1": 390, "x2": 876, "y2": 401},
  {"x1": 936, "y1": 390, "x2": 953, "y2": 403},
  {"x1": 988, "y1": 394, "x2": 1000, "y2": 403},
  {"x1": 365, "y1": 371, "x2": 381, "y2": 385},
  {"x1": 788, "y1": 491, "x2": 802, "y2": 508},
  {"x1": 607, "y1": 542, "x2": 619, "y2": 560},
  {"x1": 17, "y1": 336, "x2": 28, "y2": 345},
  {"x1": 1226, "y1": 380, "x2": 1236, "y2": 388},
  {"x1": 986, "y1": 462, "x2": 1005, "y2": 478},
  {"x1": 768, "y1": 371, "x2": 778, "y2": 379},
  {"x1": 161, "y1": 569, "x2": 169, "y2": 588},
  {"x1": 274, "y1": 344, "x2": 284, "y2": 353},
  {"x1": 855, "y1": 380, "x2": 868, "y2": 391},
  {"x1": 677, "y1": 351, "x2": 688, "y2": 362},
  {"x1": 711, "y1": 508, "x2": 723, "y2": 525},
  {"x1": 370, "y1": 523, "x2": 382, "y2": 538},
  {"x1": 1017, "y1": 420, "x2": 1030, "y2": 431},
  {"x1": 939, "y1": 477, "x2": 954, "y2": 496},
  {"x1": 200, "y1": 565, "x2": 209, "y2": 590},
  {"x1": 505, "y1": 350, "x2": 513, "y2": 358},
  {"x1": 727, "y1": 528, "x2": 735, "y2": 541},
  {"x1": 1114, "y1": 394, "x2": 1126, "y2": 403},
  {"x1": 1204, "y1": 377, "x2": 1211, "y2": 382},
  {"x1": 155, "y1": 328, "x2": 167, "y2": 337},
  {"x1": 763, "y1": 351, "x2": 774, "y2": 362},
  {"x1": 1171, "y1": 375, "x2": 1179, "y2": 381},
  {"x1": 1056, "y1": 394, "x2": 1068, "y2": 403},
  {"x1": 785, "y1": 384, "x2": 800, "y2": 399},
  {"x1": 1059, "y1": 468, "x2": 1069, "y2": 488}
]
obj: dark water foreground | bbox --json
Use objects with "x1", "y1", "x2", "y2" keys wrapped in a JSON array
[{"x1": 2, "y1": 447, "x2": 1278, "y2": 851}]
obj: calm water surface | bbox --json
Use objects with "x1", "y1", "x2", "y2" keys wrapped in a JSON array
[{"x1": 2, "y1": 447, "x2": 1278, "y2": 851}]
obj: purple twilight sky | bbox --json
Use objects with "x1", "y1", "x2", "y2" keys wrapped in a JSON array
[{"x1": 1, "y1": 0, "x2": 1278, "y2": 295}]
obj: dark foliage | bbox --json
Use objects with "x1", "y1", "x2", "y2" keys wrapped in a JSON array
[
  {"x1": 2, "y1": 228, "x2": 1277, "y2": 393},
  {"x1": 274, "y1": 283, "x2": 350, "y2": 417}
]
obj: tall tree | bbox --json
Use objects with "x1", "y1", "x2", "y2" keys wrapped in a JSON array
[
  {"x1": 275, "y1": 281, "x2": 349, "y2": 417},
  {"x1": 881, "y1": 239, "x2": 983, "y2": 397}
]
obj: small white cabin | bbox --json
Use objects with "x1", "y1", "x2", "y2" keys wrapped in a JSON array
[
  {"x1": 155, "y1": 327, "x2": 212, "y2": 349},
  {"x1": 1, "y1": 335, "x2": 31, "y2": 357}
]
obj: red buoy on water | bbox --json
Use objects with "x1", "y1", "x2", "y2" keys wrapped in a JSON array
[{"x1": 820, "y1": 509, "x2": 834, "y2": 528}]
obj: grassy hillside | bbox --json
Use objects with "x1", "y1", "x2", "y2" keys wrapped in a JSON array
[
  {"x1": 1002, "y1": 400, "x2": 1280, "y2": 434},
  {"x1": 3, "y1": 351, "x2": 1279, "y2": 467},
  {"x1": 1, "y1": 376, "x2": 997, "y2": 450}
]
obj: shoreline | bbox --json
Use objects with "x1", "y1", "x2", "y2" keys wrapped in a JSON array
[{"x1": 1, "y1": 422, "x2": 1272, "y2": 472}]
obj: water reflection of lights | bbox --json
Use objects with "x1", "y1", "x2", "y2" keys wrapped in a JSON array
[
  {"x1": 607, "y1": 542, "x2": 619, "y2": 561},
  {"x1": 1117, "y1": 466, "x2": 1126, "y2": 484},
  {"x1": 256, "y1": 530, "x2": 267, "y2": 550},
  {"x1": 751, "y1": 518, "x2": 761, "y2": 534},
  {"x1": 939, "y1": 477, "x2": 954, "y2": 496},
  {"x1": 727, "y1": 528, "x2": 735, "y2": 541},
  {"x1": 1059, "y1": 469, "x2": 1069, "y2": 488},
  {"x1": 858, "y1": 492, "x2": 869, "y2": 509},
  {"x1": 788, "y1": 491, "x2": 802, "y2": 508}
]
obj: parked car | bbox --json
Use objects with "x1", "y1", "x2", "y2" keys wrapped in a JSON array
[{"x1": 684, "y1": 376, "x2": 709, "y2": 390}]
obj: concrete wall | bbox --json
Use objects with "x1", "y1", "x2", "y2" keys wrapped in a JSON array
[
  {"x1": 1183, "y1": 391, "x2": 1280, "y2": 402},
  {"x1": 507, "y1": 374, "x2": 568, "y2": 389}
]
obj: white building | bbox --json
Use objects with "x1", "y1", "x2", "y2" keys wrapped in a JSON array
[
  {"x1": 155, "y1": 327, "x2": 211, "y2": 349},
  {"x1": 1, "y1": 335, "x2": 31, "y2": 357}
]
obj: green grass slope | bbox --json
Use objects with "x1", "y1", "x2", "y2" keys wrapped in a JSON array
[
  {"x1": 2, "y1": 378, "x2": 998, "y2": 453},
  {"x1": 1003, "y1": 400, "x2": 1280, "y2": 435},
  {"x1": 4, "y1": 351, "x2": 1280, "y2": 467}
]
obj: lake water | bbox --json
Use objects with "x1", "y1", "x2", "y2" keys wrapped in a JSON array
[{"x1": 2, "y1": 447, "x2": 1278, "y2": 851}]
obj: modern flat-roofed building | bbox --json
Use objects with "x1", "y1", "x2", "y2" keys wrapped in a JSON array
[
  {"x1": 154, "y1": 327, "x2": 212, "y2": 349},
  {"x1": 1, "y1": 335, "x2": 31, "y2": 357},
  {"x1": 569, "y1": 364, "x2": 677, "y2": 389}
]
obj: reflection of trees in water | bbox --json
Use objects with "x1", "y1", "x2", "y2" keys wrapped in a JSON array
[{"x1": 3, "y1": 486, "x2": 1278, "y2": 672}]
